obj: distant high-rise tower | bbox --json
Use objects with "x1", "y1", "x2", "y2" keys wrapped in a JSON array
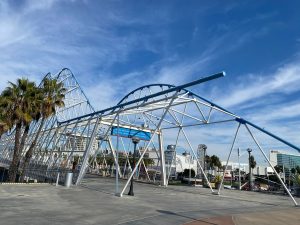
[{"x1": 197, "y1": 144, "x2": 207, "y2": 175}]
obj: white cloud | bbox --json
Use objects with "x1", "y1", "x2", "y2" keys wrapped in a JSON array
[
  {"x1": 81, "y1": 54, "x2": 215, "y2": 110},
  {"x1": 0, "y1": 0, "x2": 177, "y2": 91},
  {"x1": 218, "y1": 61, "x2": 300, "y2": 108},
  {"x1": 248, "y1": 101, "x2": 300, "y2": 123},
  {"x1": 0, "y1": 0, "x2": 299, "y2": 162},
  {"x1": 83, "y1": 70, "x2": 148, "y2": 109},
  {"x1": 203, "y1": 60, "x2": 300, "y2": 158},
  {"x1": 22, "y1": 0, "x2": 59, "y2": 13},
  {"x1": 0, "y1": 18, "x2": 31, "y2": 48},
  {"x1": 156, "y1": 57, "x2": 212, "y2": 85}
]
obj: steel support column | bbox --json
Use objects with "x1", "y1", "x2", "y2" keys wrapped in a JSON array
[
  {"x1": 75, "y1": 117, "x2": 101, "y2": 185},
  {"x1": 244, "y1": 124, "x2": 298, "y2": 206},
  {"x1": 158, "y1": 130, "x2": 166, "y2": 186}
]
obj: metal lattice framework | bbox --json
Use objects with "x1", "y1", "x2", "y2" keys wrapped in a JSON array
[{"x1": 0, "y1": 69, "x2": 299, "y2": 206}]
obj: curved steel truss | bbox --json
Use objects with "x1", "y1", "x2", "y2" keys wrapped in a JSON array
[{"x1": 0, "y1": 69, "x2": 298, "y2": 205}]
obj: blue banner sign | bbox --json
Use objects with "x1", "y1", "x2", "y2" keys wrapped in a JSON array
[{"x1": 111, "y1": 127, "x2": 151, "y2": 141}]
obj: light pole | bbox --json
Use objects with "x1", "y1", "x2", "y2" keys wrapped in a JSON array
[
  {"x1": 289, "y1": 168, "x2": 291, "y2": 190},
  {"x1": 238, "y1": 148, "x2": 241, "y2": 190},
  {"x1": 203, "y1": 145, "x2": 207, "y2": 178},
  {"x1": 189, "y1": 152, "x2": 191, "y2": 185},
  {"x1": 166, "y1": 145, "x2": 176, "y2": 181},
  {"x1": 237, "y1": 148, "x2": 248, "y2": 190},
  {"x1": 247, "y1": 148, "x2": 252, "y2": 191},
  {"x1": 128, "y1": 137, "x2": 140, "y2": 196},
  {"x1": 199, "y1": 144, "x2": 207, "y2": 184},
  {"x1": 283, "y1": 166, "x2": 286, "y2": 184}
]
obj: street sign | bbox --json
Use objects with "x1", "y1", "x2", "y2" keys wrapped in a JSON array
[{"x1": 111, "y1": 127, "x2": 151, "y2": 141}]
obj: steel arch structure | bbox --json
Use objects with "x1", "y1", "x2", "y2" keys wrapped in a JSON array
[
  {"x1": 0, "y1": 68, "x2": 95, "y2": 180},
  {"x1": 0, "y1": 69, "x2": 299, "y2": 206}
]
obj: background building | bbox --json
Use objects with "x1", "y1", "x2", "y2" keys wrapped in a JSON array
[
  {"x1": 165, "y1": 149, "x2": 197, "y2": 178},
  {"x1": 221, "y1": 161, "x2": 248, "y2": 172},
  {"x1": 270, "y1": 150, "x2": 300, "y2": 169}
]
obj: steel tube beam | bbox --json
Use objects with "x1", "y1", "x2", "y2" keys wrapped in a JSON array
[
  {"x1": 59, "y1": 72, "x2": 225, "y2": 125},
  {"x1": 244, "y1": 124, "x2": 298, "y2": 206},
  {"x1": 158, "y1": 131, "x2": 166, "y2": 186},
  {"x1": 236, "y1": 118, "x2": 300, "y2": 152},
  {"x1": 75, "y1": 116, "x2": 101, "y2": 185},
  {"x1": 217, "y1": 123, "x2": 241, "y2": 195},
  {"x1": 119, "y1": 93, "x2": 179, "y2": 196}
]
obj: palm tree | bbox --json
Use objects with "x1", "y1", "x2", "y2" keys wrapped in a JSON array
[
  {"x1": 20, "y1": 77, "x2": 66, "y2": 180},
  {"x1": 2, "y1": 78, "x2": 38, "y2": 182},
  {"x1": 0, "y1": 121, "x2": 8, "y2": 137},
  {"x1": 249, "y1": 155, "x2": 256, "y2": 169},
  {"x1": 0, "y1": 95, "x2": 12, "y2": 137}
]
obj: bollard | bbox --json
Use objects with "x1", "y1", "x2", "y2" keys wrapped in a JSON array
[
  {"x1": 64, "y1": 172, "x2": 73, "y2": 188},
  {"x1": 56, "y1": 172, "x2": 60, "y2": 186}
]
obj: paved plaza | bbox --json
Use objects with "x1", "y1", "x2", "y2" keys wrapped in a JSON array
[{"x1": 0, "y1": 175, "x2": 299, "y2": 225}]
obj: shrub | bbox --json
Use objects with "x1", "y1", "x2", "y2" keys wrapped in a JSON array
[
  {"x1": 214, "y1": 175, "x2": 222, "y2": 183},
  {"x1": 293, "y1": 174, "x2": 300, "y2": 186}
]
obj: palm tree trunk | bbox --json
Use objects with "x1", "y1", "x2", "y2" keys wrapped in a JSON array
[
  {"x1": 8, "y1": 123, "x2": 22, "y2": 182},
  {"x1": 0, "y1": 127, "x2": 5, "y2": 139},
  {"x1": 19, "y1": 125, "x2": 30, "y2": 156},
  {"x1": 8, "y1": 124, "x2": 30, "y2": 182},
  {"x1": 20, "y1": 118, "x2": 45, "y2": 181}
]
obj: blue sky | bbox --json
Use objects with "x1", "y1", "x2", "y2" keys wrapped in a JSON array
[{"x1": 1, "y1": 0, "x2": 300, "y2": 162}]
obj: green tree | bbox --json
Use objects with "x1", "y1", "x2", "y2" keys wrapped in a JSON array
[
  {"x1": 2, "y1": 78, "x2": 38, "y2": 182},
  {"x1": 274, "y1": 165, "x2": 283, "y2": 173},
  {"x1": 233, "y1": 168, "x2": 240, "y2": 175},
  {"x1": 296, "y1": 166, "x2": 300, "y2": 174},
  {"x1": 291, "y1": 168, "x2": 296, "y2": 174},
  {"x1": 143, "y1": 158, "x2": 155, "y2": 167},
  {"x1": 20, "y1": 77, "x2": 66, "y2": 180},
  {"x1": 106, "y1": 156, "x2": 115, "y2": 167},
  {"x1": 210, "y1": 155, "x2": 222, "y2": 169}
]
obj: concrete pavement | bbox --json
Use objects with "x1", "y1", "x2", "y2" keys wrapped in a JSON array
[
  {"x1": 0, "y1": 175, "x2": 299, "y2": 225},
  {"x1": 186, "y1": 208, "x2": 300, "y2": 225}
]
